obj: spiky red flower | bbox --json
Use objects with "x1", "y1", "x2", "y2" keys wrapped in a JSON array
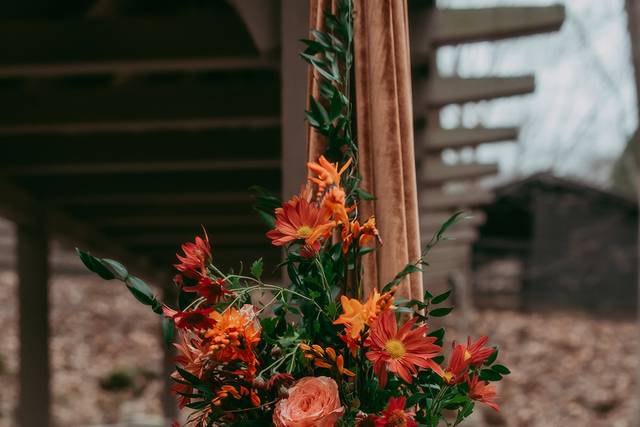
[
  {"x1": 466, "y1": 336, "x2": 494, "y2": 366},
  {"x1": 175, "y1": 231, "x2": 211, "y2": 279},
  {"x1": 183, "y1": 276, "x2": 232, "y2": 304},
  {"x1": 437, "y1": 342, "x2": 469, "y2": 385},
  {"x1": 365, "y1": 310, "x2": 442, "y2": 388},
  {"x1": 163, "y1": 307, "x2": 215, "y2": 331},
  {"x1": 373, "y1": 396, "x2": 417, "y2": 427},
  {"x1": 467, "y1": 374, "x2": 500, "y2": 412}
]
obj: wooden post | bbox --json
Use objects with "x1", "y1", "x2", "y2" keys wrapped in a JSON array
[
  {"x1": 280, "y1": 0, "x2": 309, "y2": 200},
  {"x1": 16, "y1": 216, "x2": 50, "y2": 427},
  {"x1": 624, "y1": 2, "x2": 640, "y2": 425}
]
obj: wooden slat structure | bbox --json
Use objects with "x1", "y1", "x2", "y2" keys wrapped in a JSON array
[
  {"x1": 409, "y1": 3, "x2": 565, "y2": 299},
  {"x1": 0, "y1": 1, "x2": 564, "y2": 425}
]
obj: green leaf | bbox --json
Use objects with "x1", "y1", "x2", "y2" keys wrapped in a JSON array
[
  {"x1": 101, "y1": 258, "x2": 128, "y2": 281},
  {"x1": 311, "y1": 30, "x2": 332, "y2": 48},
  {"x1": 422, "y1": 211, "x2": 468, "y2": 256},
  {"x1": 329, "y1": 89, "x2": 343, "y2": 121},
  {"x1": 176, "y1": 366, "x2": 202, "y2": 385},
  {"x1": 431, "y1": 289, "x2": 452, "y2": 305},
  {"x1": 406, "y1": 392, "x2": 427, "y2": 407},
  {"x1": 250, "y1": 258, "x2": 264, "y2": 281},
  {"x1": 125, "y1": 276, "x2": 155, "y2": 306},
  {"x1": 491, "y1": 364, "x2": 511, "y2": 375},
  {"x1": 76, "y1": 249, "x2": 115, "y2": 280},
  {"x1": 486, "y1": 346, "x2": 499, "y2": 365},
  {"x1": 309, "y1": 96, "x2": 330, "y2": 126},
  {"x1": 427, "y1": 327, "x2": 445, "y2": 341},
  {"x1": 429, "y1": 307, "x2": 454, "y2": 317},
  {"x1": 355, "y1": 187, "x2": 376, "y2": 201},
  {"x1": 162, "y1": 317, "x2": 174, "y2": 347},
  {"x1": 300, "y1": 53, "x2": 338, "y2": 81},
  {"x1": 479, "y1": 369, "x2": 502, "y2": 382}
]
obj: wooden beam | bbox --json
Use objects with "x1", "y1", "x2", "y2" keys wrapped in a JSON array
[
  {"x1": 50, "y1": 192, "x2": 255, "y2": 206},
  {"x1": 2, "y1": 159, "x2": 280, "y2": 176},
  {"x1": 0, "y1": 58, "x2": 278, "y2": 78},
  {"x1": 420, "y1": 189, "x2": 495, "y2": 210},
  {"x1": 17, "y1": 216, "x2": 50, "y2": 427},
  {"x1": 0, "y1": 117, "x2": 280, "y2": 135},
  {"x1": 0, "y1": 15, "x2": 268, "y2": 77},
  {"x1": 421, "y1": 163, "x2": 499, "y2": 185},
  {"x1": 120, "y1": 233, "x2": 268, "y2": 246},
  {"x1": 0, "y1": 129, "x2": 281, "y2": 167},
  {"x1": 411, "y1": 6, "x2": 565, "y2": 53},
  {"x1": 0, "y1": 73, "x2": 280, "y2": 133},
  {"x1": 417, "y1": 76, "x2": 535, "y2": 108},
  {"x1": 96, "y1": 214, "x2": 261, "y2": 228},
  {"x1": 420, "y1": 127, "x2": 518, "y2": 152},
  {"x1": 15, "y1": 170, "x2": 280, "y2": 197}
]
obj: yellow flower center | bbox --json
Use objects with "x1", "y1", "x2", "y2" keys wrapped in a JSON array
[
  {"x1": 296, "y1": 225, "x2": 313, "y2": 238},
  {"x1": 464, "y1": 349, "x2": 472, "y2": 362},
  {"x1": 384, "y1": 339, "x2": 406, "y2": 359}
]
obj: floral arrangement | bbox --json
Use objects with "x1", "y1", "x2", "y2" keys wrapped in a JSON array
[{"x1": 76, "y1": 1, "x2": 509, "y2": 426}]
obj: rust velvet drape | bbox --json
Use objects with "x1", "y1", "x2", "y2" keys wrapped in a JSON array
[{"x1": 307, "y1": 0, "x2": 423, "y2": 300}]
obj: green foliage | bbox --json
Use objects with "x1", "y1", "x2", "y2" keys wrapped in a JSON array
[
  {"x1": 76, "y1": 249, "x2": 163, "y2": 316},
  {"x1": 73, "y1": 2, "x2": 510, "y2": 425}
]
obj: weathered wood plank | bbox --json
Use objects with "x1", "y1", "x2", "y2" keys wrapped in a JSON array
[
  {"x1": 417, "y1": 77, "x2": 535, "y2": 108},
  {"x1": 50, "y1": 192, "x2": 254, "y2": 206},
  {"x1": 420, "y1": 189, "x2": 495, "y2": 210},
  {"x1": 0, "y1": 15, "x2": 265, "y2": 77},
  {"x1": 2, "y1": 159, "x2": 280, "y2": 176},
  {"x1": 420, "y1": 127, "x2": 518, "y2": 151},
  {"x1": 0, "y1": 73, "x2": 279, "y2": 133},
  {"x1": 422, "y1": 163, "x2": 499, "y2": 185},
  {"x1": 411, "y1": 6, "x2": 565, "y2": 52}
]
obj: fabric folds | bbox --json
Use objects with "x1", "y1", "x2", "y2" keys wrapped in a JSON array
[{"x1": 307, "y1": 0, "x2": 423, "y2": 300}]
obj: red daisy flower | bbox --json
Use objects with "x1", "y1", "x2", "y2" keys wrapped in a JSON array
[
  {"x1": 467, "y1": 374, "x2": 500, "y2": 412},
  {"x1": 437, "y1": 342, "x2": 469, "y2": 385},
  {"x1": 163, "y1": 307, "x2": 215, "y2": 331},
  {"x1": 365, "y1": 310, "x2": 442, "y2": 388},
  {"x1": 175, "y1": 230, "x2": 212, "y2": 279},
  {"x1": 466, "y1": 336, "x2": 494, "y2": 366},
  {"x1": 373, "y1": 396, "x2": 417, "y2": 427},
  {"x1": 183, "y1": 276, "x2": 233, "y2": 304}
]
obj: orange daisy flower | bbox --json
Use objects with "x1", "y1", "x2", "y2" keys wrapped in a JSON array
[
  {"x1": 175, "y1": 230, "x2": 212, "y2": 279},
  {"x1": 266, "y1": 195, "x2": 335, "y2": 249},
  {"x1": 307, "y1": 155, "x2": 352, "y2": 193},
  {"x1": 467, "y1": 374, "x2": 500, "y2": 412},
  {"x1": 365, "y1": 310, "x2": 442, "y2": 388}
]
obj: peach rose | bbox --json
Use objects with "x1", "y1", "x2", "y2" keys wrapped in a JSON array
[{"x1": 273, "y1": 376, "x2": 344, "y2": 427}]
